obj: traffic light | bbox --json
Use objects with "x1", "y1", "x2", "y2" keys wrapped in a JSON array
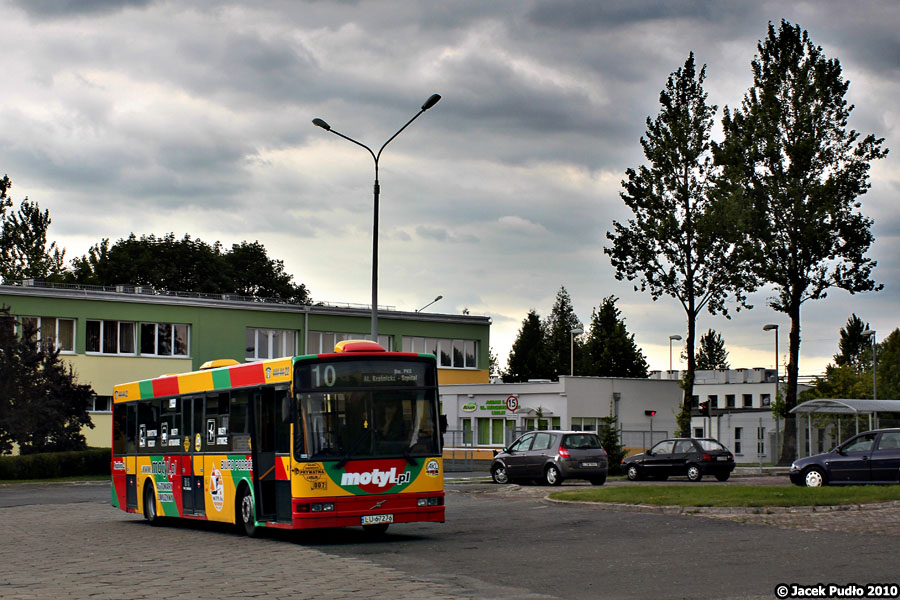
[
  {"x1": 644, "y1": 410, "x2": 656, "y2": 416},
  {"x1": 699, "y1": 402, "x2": 709, "y2": 416}
]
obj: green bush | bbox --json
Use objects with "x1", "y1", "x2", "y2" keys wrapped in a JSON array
[{"x1": 0, "y1": 448, "x2": 110, "y2": 480}]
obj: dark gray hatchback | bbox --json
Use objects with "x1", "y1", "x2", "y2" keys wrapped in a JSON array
[{"x1": 490, "y1": 430, "x2": 608, "y2": 486}]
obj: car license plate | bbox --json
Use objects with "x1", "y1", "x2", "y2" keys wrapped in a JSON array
[
  {"x1": 361, "y1": 514, "x2": 393, "y2": 526},
  {"x1": 581, "y1": 462, "x2": 598, "y2": 467},
  {"x1": 717, "y1": 456, "x2": 728, "y2": 461}
]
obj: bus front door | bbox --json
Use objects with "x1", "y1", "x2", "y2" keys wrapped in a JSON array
[{"x1": 250, "y1": 387, "x2": 292, "y2": 523}]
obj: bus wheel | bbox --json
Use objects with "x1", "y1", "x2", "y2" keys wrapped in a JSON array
[
  {"x1": 238, "y1": 486, "x2": 260, "y2": 537},
  {"x1": 143, "y1": 483, "x2": 160, "y2": 526},
  {"x1": 363, "y1": 523, "x2": 390, "y2": 536}
]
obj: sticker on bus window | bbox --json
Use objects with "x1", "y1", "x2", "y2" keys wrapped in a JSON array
[{"x1": 207, "y1": 419, "x2": 215, "y2": 443}]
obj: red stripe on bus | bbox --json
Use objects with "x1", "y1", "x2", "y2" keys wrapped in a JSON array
[
  {"x1": 152, "y1": 376, "x2": 180, "y2": 398},
  {"x1": 229, "y1": 362, "x2": 266, "y2": 388}
]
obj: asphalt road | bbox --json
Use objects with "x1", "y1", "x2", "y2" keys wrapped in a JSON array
[{"x1": 2, "y1": 478, "x2": 899, "y2": 599}]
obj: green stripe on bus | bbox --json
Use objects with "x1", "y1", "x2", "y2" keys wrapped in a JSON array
[
  {"x1": 139, "y1": 380, "x2": 154, "y2": 399},
  {"x1": 211, "y1": 368, "x2": 231, "y2": 389}
]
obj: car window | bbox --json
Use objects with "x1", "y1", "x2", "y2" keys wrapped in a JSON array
[
  {"x1": 562, "y1": 434, "x2": 602, "y2": 449},
  {"x1": 532, "y1": 432, "x2": 553, "y2": 451},
  {"x1": 674, "y1": 440, "x2": 695, "y2": 454},
  {"x1": 510, "y1": 434, "x2": 535, "y2": 452},
  {"x1": 876, "y1": 432, "x2": 900, "y2": 451},
  {"x1": 698, "y1": 440, "x2": 727, "y2": 452},
  {"x1": 842, "y1": 434, "x2": 876, "y2": 453},
  {"x1": 650, "y1": 440, "x2": 675, "y2": 455}
]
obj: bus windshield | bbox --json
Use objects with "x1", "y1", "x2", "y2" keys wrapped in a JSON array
[{"x1": 298, "y1": 389, "x2": 439, "y2": 461}]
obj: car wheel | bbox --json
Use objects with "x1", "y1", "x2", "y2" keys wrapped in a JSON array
[
  {"x1": 589, "y1": 475, "x2": 606, "y2": 486},
  {"x1": 143, "y1": 483, "x2": 160, "y2": 526},
  {"x1": 238, "y1": 485, "x2": 260, "y2": 537},
  {"x1": 491, "y1": 464, "x2": 509, "y2": 485},
  {"x1": 544, "y1": 464, "x2": 563, "y2": 486},
  {"x1": 686, "y1": 464, "x2": 703, "y2": 482},
  {"x1": 715, "y1": 473, "x2": 731, "y2": 482},
  {"x1": 625, "y1": 464, "x2": 642, "y2": 481},
  {"x1": 803, "y1": 467, "x2": 827, "y2": 488}
]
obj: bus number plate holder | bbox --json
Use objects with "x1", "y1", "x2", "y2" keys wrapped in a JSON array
[{"x1": 361, "y1": 514, "x2": 393, "y2": 526}]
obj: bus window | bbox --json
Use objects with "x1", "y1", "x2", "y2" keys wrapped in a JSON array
[
  {"x1": 206, "y1": 392, "x2": 230, "y2": 451},
  {"x1": 138, "y1": 400, "x2": 160, "y2": 452},
  {"x1": 160, "y1": 397, "x2": 181, "y2": 450},
  {"x1": 231, "y1": 390, "x2": 250, "y2": 452},
  {"x1": 112, "y1": 403, "x2": 127, "y2": 455}
]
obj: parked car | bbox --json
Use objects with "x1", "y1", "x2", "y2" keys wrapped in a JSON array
[
  {"x1": 622, "y1": 438, "x2": 735, "y2": 482},
  {"x1": 490, "y1": 430, "x2": 608, "y2": 486},
  {"x1": 790, "y1": 428, "x2": 900, "y2": 487}
]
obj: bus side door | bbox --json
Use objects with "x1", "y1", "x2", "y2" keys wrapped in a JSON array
[
  {"x1": 180, "y1": 396, "x2": 205, "y2": 516},
  {"x1": 250, "y1": 386, "x2": 292, "y2": 523}
]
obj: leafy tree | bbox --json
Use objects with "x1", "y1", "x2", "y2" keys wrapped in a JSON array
[
  {"x1": 605, "y1": 54, "x2": 751, "y2": 437},
  {"x1": 598, "y1": 416, "x2": 626, "y2": 475},
  {"x1": 877, "y1": 329, "x2": 900, "y2": 401},
  {"x1": 503, "y1": 310, "x2": 548, "y2": 383},
  {"x1": 0, "y1": 306, "x2": 95, "y2": 454},
  {"x1": 715, "y1": 21, "x2": 888, "y2": 464},
  {"x1": 67, "y1": 233, "x2": 310, "y2": 303},
  {"x1": 0, "y1": 177, "x2": 66, "y2": 283},
  {"x1": 833, "y1": 314, "x2": 871, "y2": 371},
  {"x1": 694, "y1": 329, "x2": 730, "y2": 370},
  {"x1": 543, "y1": 286, "x2": 583, "y2": 380},
  {"x1": 579, "y1": 296, "x2": 648, "y2": 377}
]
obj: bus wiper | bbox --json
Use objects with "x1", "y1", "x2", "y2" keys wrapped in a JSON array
[
  {"x1": 402, "y1": 445, "x2": 418, "y2": 467},
  {"x1": 336, "y1": 433, "x2": 371, "y2": 470}
]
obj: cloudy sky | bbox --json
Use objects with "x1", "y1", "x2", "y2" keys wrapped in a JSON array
[{"x1": 1, "y1": 0, "x2": 898, "y2": 376}]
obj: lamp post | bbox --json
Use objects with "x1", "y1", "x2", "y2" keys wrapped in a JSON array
[
  {"x1": 863, "y1": 329, "x2": 877, "y2": 400},
  {"x1": 570, "y1": 327, "x2": 584, "y2": 376},
  {"x1": 763, "y1": 324, "x2": 779, "y2": 462},
  {"x1": 416, "y1": 295, "x2": 443, "y2": 312},
  {"x1": 313, "y1": 93, "x2": 442, "y2": 340},
  {"x1": 668, "y1": 334, "x2": 682, "y2": 372}
]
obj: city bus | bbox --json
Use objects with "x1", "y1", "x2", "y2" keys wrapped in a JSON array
[{"x1": 110, "y1": 340, "x2": 445, "y2": 535}]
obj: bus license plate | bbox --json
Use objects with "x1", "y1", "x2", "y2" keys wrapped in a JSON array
[{"x1": 361, "y1": 514, "x2": 393, "y2": 526}]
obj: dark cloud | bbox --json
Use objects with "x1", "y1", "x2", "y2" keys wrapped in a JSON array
[{"x1": 13, "y1": 0, "x2": 154, "y2": 18}]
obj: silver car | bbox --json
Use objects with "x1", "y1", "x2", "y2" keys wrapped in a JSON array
[{"x1": 490, "y1": 430, "x2": 608, "y2": 486}]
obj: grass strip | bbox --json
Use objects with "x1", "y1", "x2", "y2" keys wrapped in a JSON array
[{"x1": 548, "y1": 485, "x2": 900, "y2": 507}]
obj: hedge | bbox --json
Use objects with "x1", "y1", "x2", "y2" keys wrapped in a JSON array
[{"x1": 0, "y1": 448, "x2": 110, "y2": 480}]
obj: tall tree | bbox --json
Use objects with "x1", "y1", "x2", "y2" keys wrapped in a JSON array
[
  {"x1": 715, "y1": 21, "x2": 888, "y2": 464},
  {"x1": 876, "y1": 329, "x2": 900, "y2": 402},
  {"x1": 694, "y1": 329, "x2": 730, "y2": 370},
  {"x1": 0, "y1": 177, "x2": 66, "y2": 283},
  {"x1": 543, "y1": 286, "x2": 582, "y2": 380},
  {"x1": 0, "y1": 306, "x2": 95, "y2": 454},
  {"x1": 605, "y1": 54, "x2": 751, "y2": 437},
  {"x1": 833, "y1": 314, "x2": 871, "y2": 371},
  {"x1": 503, "y1": 310, "x2": 548, "y2": 382},
  {"x1": 580, "y1": 296, "x2": 648, "y2": 377}
]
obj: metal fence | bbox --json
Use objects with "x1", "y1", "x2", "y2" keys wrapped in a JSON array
[{"x1": 620, "y1": 429, "x2": 669, "y2": 450}]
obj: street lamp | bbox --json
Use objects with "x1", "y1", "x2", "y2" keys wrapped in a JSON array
[
  {"x1": 416, "y1": 295, "x2": 443, "y2": 312},
  {"x1": 570, "y1": 327, "x2": 584, "y2": 377},
  {"x1": 763, "y1": 324, "x2": 779, "y2": 463},
  {"x1": 863, "y1": 329, "x2": 877, "y2": 400},
  {"x1": 313, "y1": 93, "x2": 442, "y2": 340},
  {"x1": 668, "y1": 334, "x2": 682, "y2": 372}
]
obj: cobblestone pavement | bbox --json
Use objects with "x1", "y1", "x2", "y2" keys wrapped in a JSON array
[{"x1": 0, "y1": 502, "x2": 472, "y2": 600}]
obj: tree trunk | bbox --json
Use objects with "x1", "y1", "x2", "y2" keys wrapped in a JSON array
[
  {"x1": 778, "y1": 302, "x2": 802, "y2": 466},
  {"x1": 677, "y1": 310, "x2": 697, "y2": 438}
]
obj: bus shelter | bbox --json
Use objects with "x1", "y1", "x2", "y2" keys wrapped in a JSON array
[{"x1": 790, "y1": 399, "x2": 900, "y2": 457}]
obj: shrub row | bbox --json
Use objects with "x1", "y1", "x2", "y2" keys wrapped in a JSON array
[{"x1": 0, "y1": 448, "x2": 110, "y2": 480}]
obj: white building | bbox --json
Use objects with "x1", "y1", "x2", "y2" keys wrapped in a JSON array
[{"x1": 440, "y1": 376, "x2": 681, "y2": 454}]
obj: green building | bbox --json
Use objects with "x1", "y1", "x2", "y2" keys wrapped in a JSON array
[{"x1": 0, "y1": 281, "x2": 491, "y2": 448}]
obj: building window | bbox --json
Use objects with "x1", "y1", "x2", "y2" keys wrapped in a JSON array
[
  {"x1": 571, "y1": 417, "x2": 600, "y2": 431},
  {"x1": 246, "y1": 328, "x2": 297, "y2": 361},
  {"x1": 707, "y1": 394, "x2": 718, "y2": 408},
  {"x1": 524, "y1": 417, "x2": 560, "y2": 431},
  {"x1": 761, "y1": 394, "x2": 771, "y2": 407},
  {"x1": 139, "y1": 323, "x2": 190, "y2": 357},
  {"x1": 86, "y1": 320, "x2": 136, "y2": 355},
  {"x1": 694, "y1": 427, "x2": 704, "y2": 438},
  {"x1": 734, "y1": 427, "x2": 743, "y2": 454},
  {"x1": 308, "y1": 331, "x2": 392, "y2": 354},
  {"x1": 743, "y1": 394, "x2": 753, "y2": 408},
  {"x1": 726, "y1": 394, "x2": 736, "y2": 409},
  {"x1": 91, "y1": 396, "x2": 112, "y2": 413},
  {"x1": 402, "y1": 336, "x2": 478, "y2": 368},
  {"x1": 21, "y1": 316, "x2": 75, "y2": 353}
]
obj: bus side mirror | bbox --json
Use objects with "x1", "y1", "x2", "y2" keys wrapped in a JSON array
[{"x1": 439, "y1": 414, "x2": 448, "y2": 435}]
